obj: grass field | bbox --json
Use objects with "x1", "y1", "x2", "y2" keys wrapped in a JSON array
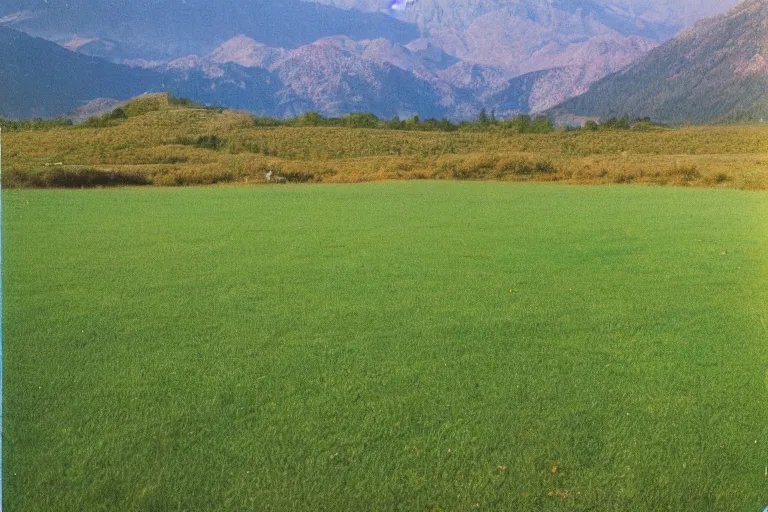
[
  {"x1": 4, "y1": 182, "x2": 768, "y2": 510},
  {"x1": 3, "y1": 94, "x2": 768, "y2": 190}
]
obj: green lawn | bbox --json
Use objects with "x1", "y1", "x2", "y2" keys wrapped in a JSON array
[{"x1": 4, "y1": 182, "x2": 768, "y2": 511}]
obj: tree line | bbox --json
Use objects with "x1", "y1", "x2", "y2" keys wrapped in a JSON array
[
  {"x1": 254, "y1": 110, "x2": 661, "y2": 133},
  {"x1": 253, "y1": 109, "x2": 558, "y2": 133},
  {"x1": 1, "y1": 93, "x2": 662, "y2": 133}
]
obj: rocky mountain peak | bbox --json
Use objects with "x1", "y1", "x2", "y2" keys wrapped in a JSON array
[{"x1": 208, "y1": 35, "x2": 286, "y2": 69}]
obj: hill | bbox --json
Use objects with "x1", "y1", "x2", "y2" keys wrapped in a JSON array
[
  {"x1": 0, "y1": 26, "x2": 286, "y2": 119},
  {"x1": 3, "y1": 1, "x2": 762, "y2": 122},
  {"x1": 0, "y1": 0, "x2": 419, "y2": 60},
  {"x1": 0, "y1": 25, "x2": 162, "y2": 118},
  {"x1": 0, "y1": 27, "x2": 545, "y2": 120},
  {"x1": 2, "y1": 0, "x2": 730, "y2": 121},
  {"x1": 0, "y1": 27, "x2": 443, "y2": 120},
  {"x1": 313, "y1": 0, "x2": 739, "y2": 35},
  {"x1": 553, "y1": 0, "x2": 768, "y2": 123},
  {"x1": 306, "y1": 0, "x2": 741, "y2": 77},
  {"x1": 3, "y1": 96, "x2": 767, "y2": 190}
]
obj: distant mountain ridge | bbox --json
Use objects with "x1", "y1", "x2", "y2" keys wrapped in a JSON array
[
  {"x1": 311, "y1": 0, "x2": 739, "y2": 35},
  {"x1": 308, "y1": 0, "x2": 741, "y2": 72},
  {"x1": 0, "y1": 26, "x2": 285, "y2": 119},
  {"x1": 0, "y1": 0, "x2": 419, "y2": 59},
  {"x1": 0, "y1": 26, "x2": 586, "y2": 120},
  {"x1": 0, "y1": 0, "x2": 757, "y2": 122},
  {"x1": 0, "y1": 27, "x2": 445, "y2": 120},
  {"x1": 0, "y1": 25, "x2": 161, "y2": 118},
  {"x1": 553, "y1": 0, "x2": 768, "y2": 123}
]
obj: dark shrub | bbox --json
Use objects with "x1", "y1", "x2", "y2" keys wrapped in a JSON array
[
  {"x1": 280, "y1": 170, "x2": 315, "y2": 183},
  {"x1": 4, "y1": 168, "x2": 152, "y2": 188},
  {"x1": 343, "y1": 113, "x2": 379, "y2": 129},
  {"x1": 168, "y1": 95, "x2": 205, "y2": 109},
  {"x1": 195, "y1": 135, "x2": 222, "y2": 150},
  {"x1": 109, "y1": 107, "x2": 127, "y2": 120},
  {"x1": 584, "y1": 120, "x2": 599, "y2": 131},
  {"x1": 534, "y1": 160, "x2": 557, "y2": 174},
  {"x1": 44, "y1": 168, "x2": 150, "y2": 187},
  {"x1": 600, "y1": 116, "x2": 631, "y2": 130}
]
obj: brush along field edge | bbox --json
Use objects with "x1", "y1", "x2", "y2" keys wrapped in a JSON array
[{"x1": 1, "y1": 109, "x2": 767, "y2": 189}]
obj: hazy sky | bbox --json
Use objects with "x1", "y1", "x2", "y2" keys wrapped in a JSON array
[{"x1": 311, "y1": 0, "x2": 743, "y2": 27}]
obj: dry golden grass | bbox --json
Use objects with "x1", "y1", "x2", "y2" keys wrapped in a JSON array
[{"x1": 4, "y1": 95, "x2": 768, "y2": 189}]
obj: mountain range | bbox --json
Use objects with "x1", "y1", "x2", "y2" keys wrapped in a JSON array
[
  {"x1": 0, "y1": 25, "x2": 162, "y2": 119},
  {"x1": 0, "y1": 0, "x2": 419, "y2": 57},
  {"x1": 554, "y1": 0, "x2": 768, "y2": 122},
  {"x1": 0, "y1": 0, "x2": 760, "y2": 122}
]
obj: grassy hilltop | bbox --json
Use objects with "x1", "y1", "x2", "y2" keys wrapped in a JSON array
[{"x1": 2, "y1": 93, "x2": 768, "y2": 189}]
